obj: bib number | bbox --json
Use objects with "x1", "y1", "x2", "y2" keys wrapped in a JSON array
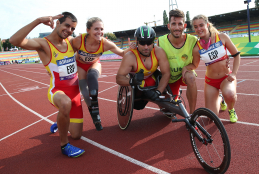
[
  {"x1": 56, "y1": 56, "x2": 77, "y2": 80},
  {"x1": 208, "y1": 50, "x2": 218, "y2": 60}
]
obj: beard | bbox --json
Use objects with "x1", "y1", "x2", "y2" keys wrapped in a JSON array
[
  {"x1": 170, "y1": 29, "x2": 183, "y2": 38},
  {"x1": 57, "y1": 29, "x2": 70, "y2": 39},
  {"x1": 138, "y1": 48, "x2": 151, "y2": 57}
]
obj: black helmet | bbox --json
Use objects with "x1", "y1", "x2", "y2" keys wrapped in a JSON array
[{"x1": 134, "y1": 26, "x2": 156, "y2": 43}]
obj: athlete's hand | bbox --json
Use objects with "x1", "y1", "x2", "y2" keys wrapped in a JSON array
[
  {"x1": 226, "y1": 72, "x2": 236, "y2": 82},
  {"x1": 128, "y1": 38, "x2": 136, "y2": 49},
  {"x1": 144, "y1": 89, "x2": 161, "y2": 101},
  {"x1": 38, "y1": 14, "x2": 64, "y2": 29},
  {"x1": 129, "y1": 69, "x2": 144, "y2": 86}
]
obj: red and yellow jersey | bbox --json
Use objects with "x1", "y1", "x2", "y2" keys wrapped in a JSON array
[
  {"x1": 197, "y1": 33, "x2": 228, "y2": 66},
  {"x1": 77, "y1": 33, "x2": 104, "y2": 63},
  {"x1": 130, "y1": 48, "x2": 158, "y2": 79},
  {"x1": 44, "y1": 37, "x2": 78, "y2": 89}
]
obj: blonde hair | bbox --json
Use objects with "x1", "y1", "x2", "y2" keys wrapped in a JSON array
[{"x1": 191, "y1": 14, "x2": 219, "y2": 36}]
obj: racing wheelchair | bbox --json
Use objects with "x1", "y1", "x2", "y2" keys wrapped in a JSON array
[{"x1": 117, "y1": 70, "x2": 231, "y2": 174}]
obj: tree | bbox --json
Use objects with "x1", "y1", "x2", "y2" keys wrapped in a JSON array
[
  {"x1": 186, "y1": 11, "x2": 190, "y2": 21},
  {"x1": 72, "y1": 32, "x2": 76, "y2": 37},
  {"x1": 2, "y1": 39, "x2": 14, "y2": 51},
  {"x1": 163, "y1": 10, "x2": 169, "y2": 25},
  {"x1": 0, "y1": 38, "x2": 2, "y2": 52},
  {"x1": 103, "y1": 32, "x2": 117, "y2": 41},
  {"x1": 255, "y1": 0, "x2": 259, "y2": 8}
]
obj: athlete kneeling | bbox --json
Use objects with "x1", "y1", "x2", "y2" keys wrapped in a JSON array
[{"x1": 116, "y1": 26, "x2": 170, "y2": 105}]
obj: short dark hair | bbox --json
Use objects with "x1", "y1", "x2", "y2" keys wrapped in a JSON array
[
  {"x1": 58, "y1": 12, "x2": 77, "y2": 24},
  {"x1": 169, "y1": 9, "x2": 185, "y2": 22}
]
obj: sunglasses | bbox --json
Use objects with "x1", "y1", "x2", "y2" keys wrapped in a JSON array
[{"x1": 138, "y1": 40, "x2": 154, "y2": 46}]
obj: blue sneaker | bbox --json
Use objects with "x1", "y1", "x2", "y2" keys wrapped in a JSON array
[
  {"x1": 61, "y1": 143, "x2": 85, "y2": 157},
  {"x1": 50, "y1": 122, "x2": 58, "y2": 133}
]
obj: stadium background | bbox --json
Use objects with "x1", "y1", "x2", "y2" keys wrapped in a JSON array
[{"x1": 1, "y1": 7, "x2": 259, "y2": 65}]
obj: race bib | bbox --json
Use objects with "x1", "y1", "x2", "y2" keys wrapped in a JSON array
[
  {"x1": 199, "y1": 41, "x2": 227, "y2": 66},
  {"x1": 56, "y1": 56, "x2": 77, "y2": 80}
]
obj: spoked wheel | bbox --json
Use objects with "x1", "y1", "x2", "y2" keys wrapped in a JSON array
[
  {"x1": 117, "y1": 85, "x2": 134, "y2": 130},
  {"x1": 190, "y1": 108, "x2": 231, "y2": 174}
]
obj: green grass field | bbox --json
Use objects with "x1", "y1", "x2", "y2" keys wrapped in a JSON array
[{"x1": 230, "y1": 35, "x2": 259, "y2": 44}]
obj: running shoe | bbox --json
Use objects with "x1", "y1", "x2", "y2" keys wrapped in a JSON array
[
  {"x1": 220, "y1": 94, "x2": 227, "y2": 111},
  {"x1": 229, "y1": 108, "x2": 238, "y2": 123},
  {"x1": 61, "y1": 143, "x2": 85, "y2": 157},
  {"x1": 50, "y1": 122, "x2": 58, "y2": 133}
]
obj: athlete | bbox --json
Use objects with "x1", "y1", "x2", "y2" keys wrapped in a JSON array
[
  {"x1": 72, "y1": 17, "x2": 135, "y2": 131},
  {"x1": 157, "y1": 9, "x2": 200, "y2": 114},
  {"x1": 192, "y1": 14, "x2": 240, "y2": 122},
  {"x1": 9, "y1": 12, "x2": 85, "y2": 157},
  {"x1": 116, "y1": 26, "x2": 170, "y2": 106}
]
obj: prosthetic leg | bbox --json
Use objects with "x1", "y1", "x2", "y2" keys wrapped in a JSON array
[
  {"x1": 87, "y1": 69, "x2": 103, "y2": 131},
  {"x1": 88, "y1": 89, "x2": 103, "y2": 130}
]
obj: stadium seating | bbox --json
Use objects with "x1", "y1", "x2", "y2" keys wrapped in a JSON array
[
  {"x1": 0, "y1": 50, "x2": 39, "y2": 62},
  {"x1": 231, "y1": 21, "x2": 259, "y2": 35}
]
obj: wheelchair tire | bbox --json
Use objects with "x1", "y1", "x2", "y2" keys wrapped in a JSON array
[
  {"x1": 190, "y1": 108, "x2": 231, "y2": 174},
  {"x1": 117, "y1": 85, "x2": 134, "y2": 130}
]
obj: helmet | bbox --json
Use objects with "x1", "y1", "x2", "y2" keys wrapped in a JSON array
[{"x1": 134, "y1": 26, "x2": 156, "y2": 43}]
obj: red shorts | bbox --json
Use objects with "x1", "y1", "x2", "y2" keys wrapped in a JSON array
[
  {"x1": 76, "y1": 60, "x2": 100, "y2": 72},
  {"x1": 48, "y1": 85, "x2": 83, "y2": 123},
  {"x1": 141, "y1": 75, "x2": 156, "y2": 87},
  {"x1": 168, "y1": 77, "x2": 187, "y2": 99},
  {"x1": 205, "y1": 75, "x2": 228, "y2": 89}
]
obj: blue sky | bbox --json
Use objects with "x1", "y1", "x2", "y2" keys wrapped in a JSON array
[{"x1": 0, "y1": 0, "x2": 254, "y2": 40}]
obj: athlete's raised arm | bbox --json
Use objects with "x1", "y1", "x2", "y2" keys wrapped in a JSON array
[{"x1": 10, "y1": 14, "x2": 63, "y2": 51}]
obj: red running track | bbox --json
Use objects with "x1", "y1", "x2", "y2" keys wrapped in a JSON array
[{"x1": 0, "y1": 59, "x2": 259, "y2": 174}]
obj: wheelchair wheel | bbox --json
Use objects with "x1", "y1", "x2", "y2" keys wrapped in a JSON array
[
  {"x1": 190, "y1": 108, "x2": 231, "y2": 174},
  {"x1": 117, "y1": 85, "x2": 134, "y2": 130}
]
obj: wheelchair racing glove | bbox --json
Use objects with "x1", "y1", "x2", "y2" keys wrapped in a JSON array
[
  {"x1": 129, "y1": 69, "x2": 144, "y2": 86},
  {"x1": 144, "y1": 89, "x2": 161, "y2": 101}
]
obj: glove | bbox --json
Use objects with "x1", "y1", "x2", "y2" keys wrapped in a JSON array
[
  {"x1": 144, "y1": 90, "x2": 161, "y2": 101},
  {"x1": 129, "y1": 69, "x2": 144, "y2": 86}
]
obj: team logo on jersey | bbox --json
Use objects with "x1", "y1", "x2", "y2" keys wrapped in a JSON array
[
  {"x1": 181, "y1": 54, "x2": 188, "y2": 62},
  {"x1": 53, "y1": 52, "x2": 59, "y2": 58}
]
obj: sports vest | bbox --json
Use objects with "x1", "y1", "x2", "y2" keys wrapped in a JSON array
[
  {"x1": 44, "y1": 37, "x2": 78, "y2": 88},
  {"x1": 197, "y1": 33, "x2": 228, "y2": 66},
  {"x1": 131, "y1": 48, "x2": 158, "y2": 79},
  {"x1": 158, "y1": 34, "x2": 197, "y2": 83},
  {"x1": 77, "y1": 33, "x2": 104, "y2": 63}
]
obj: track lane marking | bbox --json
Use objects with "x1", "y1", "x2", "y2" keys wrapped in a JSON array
[{"x1": 0, "y1": 82, "x2": 170, "y2": 174}]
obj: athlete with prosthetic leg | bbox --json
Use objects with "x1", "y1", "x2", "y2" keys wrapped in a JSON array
[{"x1": 72, "y1": 17, "x2": 135, "y2": 130}]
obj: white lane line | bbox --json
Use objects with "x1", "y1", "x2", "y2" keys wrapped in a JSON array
[
  {"x1": 98, "y1": 97, "x2": 259, "y2": 126},
  {"x1": 0, "y1": 83, "x2": 53, "y2": 123},
  {"x1": 0, "y1": 70, "x2": 49, "y2": 86},
  {"x1": 220, "y1": 118, "x2": 259, "y2": 126},
  {"x1": 1, "y1": 68, "x2": 47, "y2": 75},
  {"x1": 0, "y1": 112, "x2": 58, "y2": 142},
  {"x1": 99, "y1": 85, "x2": 118, "y2": 94},
  {"x1": 0, "y1": 83, "x2": 169, "y2": 174},
  {"x1": 0, "y1": 86, "x2": 48, "y2": 97},
  {"x1": 242, "y1": 60, "x2": 258, "y2": 66},
  {"x1": 81, "y1": 136, "x2": 170, "y2": 174},
  {"x1": 237, "y1": 80, "x2": 246, "y2": 84}
]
